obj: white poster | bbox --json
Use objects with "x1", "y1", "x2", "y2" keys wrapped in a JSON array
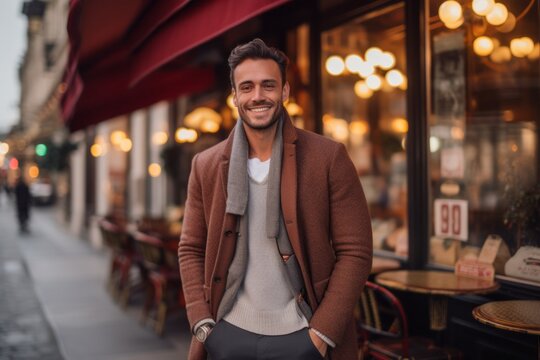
[{"x1": 434, "y1": 198, "x2": 468, "y2": 241}]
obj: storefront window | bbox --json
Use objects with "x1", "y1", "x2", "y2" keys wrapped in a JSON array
[
  {"x1": 428, "y1": 0, "x2": 539, "y2": 284},
  {"x1": 321, "y1": 4, "x2": 408, "y2": 258}
]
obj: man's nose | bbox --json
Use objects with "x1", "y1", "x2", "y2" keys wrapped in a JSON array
[{"x1": 252, "y1": 86, "x2": 264, "y2": 101}]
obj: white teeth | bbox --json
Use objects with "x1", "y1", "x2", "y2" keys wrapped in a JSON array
[{"x1": 250, "y1": 107, "x2": 270, "y2": 112}]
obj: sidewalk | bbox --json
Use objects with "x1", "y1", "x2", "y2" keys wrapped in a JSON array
[{"x1": 0, "y1": 197, "x2": 191, "y2": 360}]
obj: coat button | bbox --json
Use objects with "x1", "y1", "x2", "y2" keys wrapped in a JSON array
[{"x1": 213, "y1": 276, "x2": 221, "y2": 283}]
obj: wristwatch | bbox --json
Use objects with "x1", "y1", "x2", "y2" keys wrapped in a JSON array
[{"x1": 195, "y1": 323, "x2": 213, "y2": 343}]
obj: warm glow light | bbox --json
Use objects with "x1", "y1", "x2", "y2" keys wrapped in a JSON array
[
  {"x1": 354, "y1": 81, "x2": 373, "y2": 99},
  {"x1": 357, "y1": 62, "x2": 375, "y2": 78},
  {"x1": 152, "y1": 131, "x2": 168, "y2": 145},
  {"x1": 175, "y1": 127, "x2": 198, "y2": 143},
  {"x1": 325, "y1": 56, "x2": 345, "y2": 76},
  {"x1": 473, "y1": 36, "x2": 495, "y2": 56},
  {"x1": 184, "y1": 107, "x2": 222, "y2": 132},
  {"x1": 148, "y1": 163, "x2": 161, "y2": 177},
  {"x1": 28, "y1": 165, "x2": 39, "y2": 179},
  {"x1": 385, "y1": 69, "x2": 404, "y2": 87},
  {"x1": 365, "y1": 47, "x2": 384, "y2": 66},
  {"x1": 444, "y1": 16, "x2": 464, "y2": 29},
  {"x1": 399, "y1": 76, "x2": 408, "y2": 90},
  {"x1": 451, "y1": 126, "x2": 465, "y2": 140},
  {"x1": 227, "y1": 93, "x2": 235, "y2": 109},
  {"x1": 472, "y1": 0, "x2": 494, "y2": 16},
  {"x1": 366, "y1": 74, "x2": 382, "y2": 90},
  {"x1": 119, "y1": 138, "x2": 132, "y2": 152},
  {"x1": 285, "y1": 101, "x2": 303, "y2": 117},
  {"x1": 486, "y1": 3, "x2": 508, "y2": 26},
  {"x1": 0, "y1": 142, "x2": 8, "y2": 155},
  {"x1": 200, "y1": 120, "x2": 220, "y2": 133},
  {"x1": 490, "y1": 46, "x2": 511, "y2": 63},
  {"x1": 430, "y1": 136, "x2": 441, "y2": 153},
  {"x1": 110, "y1": 130, "x2": 127, "y2": 146},
  {"x1": 510, "y1": 37, "x2": 535, "y2": 58},
  {"x1": 438, "y1": 1, "x2": 463, "y2": 24},
  {"x1": 345, "y1": 54, "x2": 363, "y2": 73},
  {"x1": 349, "y1": 121, "x2": 369, "y2": 136},
  {"x1": 528, "y1": 43, "x2": 540, "y2": 60},
  {"x1": 324, "y1": 118, "x2": 349, "y2": 143},
  {"x1": 496, "y1": 12, "x2": 516, "y2": 33},
  {"x1": 90, "y1": 144, "x2": 103, "y2": 157},
  {"x1": 391, "y1": 118, "x2": 408, "y2": 133},
  {"x1": 379, "y1": 52, "x2": 396, "y2": 70},
  {"x1": 511, "y1": 144, "x2": 518, "y2": 152}
]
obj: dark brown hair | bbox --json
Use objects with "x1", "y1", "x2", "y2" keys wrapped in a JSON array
[{"x1": 228, "y1": 38, "x2": 289, "y2": 88}]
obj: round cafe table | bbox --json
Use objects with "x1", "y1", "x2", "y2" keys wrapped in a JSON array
[
  {"x1": 375, "y1": 270, "x2": 499, "y2": 331},
  {"x1": 473, "y1": 300, "x2": 540, "y2": 360}
]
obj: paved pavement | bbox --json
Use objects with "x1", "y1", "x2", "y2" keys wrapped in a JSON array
[{"x1": 0, "y1": 195, "x2": 191, "y2": 360}]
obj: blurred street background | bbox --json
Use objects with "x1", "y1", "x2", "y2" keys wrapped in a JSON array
[
  {"x1": 0, "y1": 193, "x2": 190, "y2": 360},
  {"x1": 0, "y1": 0, "x2": 539, "y2": 359}
]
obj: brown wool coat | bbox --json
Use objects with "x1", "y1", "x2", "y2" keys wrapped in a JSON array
[{"x1": 178, "y1": 116, "x2": 373, "y2": 360}]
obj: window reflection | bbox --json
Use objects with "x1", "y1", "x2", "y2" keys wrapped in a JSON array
[
  {"x1": 321, "y1": 4, "x2": 408, "y2": 258},
  {"x1": 429, "y1": 0, "x2": 539, "y2": 284}
]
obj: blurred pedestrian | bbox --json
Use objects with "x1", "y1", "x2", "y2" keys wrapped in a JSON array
[
  {"x1": 179, "y1": 39, "x2": 373, "y2": 360},
  {"x1": 14, "y1": 176, "x2": 31, "y2": 233}
]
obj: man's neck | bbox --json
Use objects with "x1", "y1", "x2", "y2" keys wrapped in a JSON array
[{"x1": 243, "y1": 122, "x2": 278, "y2": 162}]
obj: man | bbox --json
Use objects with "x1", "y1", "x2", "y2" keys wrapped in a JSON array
[
  {"x1": 179, "y1": 38, "x2": 372, "y2": 360},
  {"x1": 14, "y1": 175, "x2": 31, "y2": 233}
]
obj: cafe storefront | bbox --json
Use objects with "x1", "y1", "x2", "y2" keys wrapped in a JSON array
[{"x1": 63, "y1": 0, "x2": 539, "y2": 357}]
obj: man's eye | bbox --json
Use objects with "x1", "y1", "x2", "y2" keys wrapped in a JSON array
[
  {"x1": 264, "y1": 84, "x2": 275, "y2": 89},
  {"x1": 240, "y1": 85, "x2": 252, "y2": 91}
]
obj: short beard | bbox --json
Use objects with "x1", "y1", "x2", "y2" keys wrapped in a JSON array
[{"x1": 242, "y1": 103, "x2": 284, "y2": 131}]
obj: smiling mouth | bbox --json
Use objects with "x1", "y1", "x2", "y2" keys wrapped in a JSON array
[{"x1": 248, "y1": 105, "x2": 272, "y2": 113}]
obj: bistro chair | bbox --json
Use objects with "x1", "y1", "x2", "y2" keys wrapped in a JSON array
[
  {"x1": 98, "y1": 216, "x2": 139, "y2": 307},
  {"x1": 133, "y1": 230, "x2": 185, "y2": 336},
  {"x1": 356, "y1": 281, "x2": 461, "y2": 360}
]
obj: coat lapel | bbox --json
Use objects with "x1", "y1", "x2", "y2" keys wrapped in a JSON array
[{"x1": 280, "y1": 117, "x2": 317, "y2": 308}]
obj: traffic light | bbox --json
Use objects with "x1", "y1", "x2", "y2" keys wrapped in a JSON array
[{"x1": 35, "y1": 143, "x2": 48, "y2": 157}]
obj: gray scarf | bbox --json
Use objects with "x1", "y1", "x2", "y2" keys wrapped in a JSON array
[{"x1": 226, "y1": 116, "x2": 283, "y2": 239}]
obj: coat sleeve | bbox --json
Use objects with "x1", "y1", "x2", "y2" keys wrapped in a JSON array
[
  {"x1": 178, "y1": 153, "x2": 213, "y2": 332},
  {"x1": 309, "y1": 143, "x2": 373, "y2": 344}
]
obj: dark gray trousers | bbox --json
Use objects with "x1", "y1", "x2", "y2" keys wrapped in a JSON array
[{"x1": 204, "y1": 320, "x2": 324, "y2": 360}]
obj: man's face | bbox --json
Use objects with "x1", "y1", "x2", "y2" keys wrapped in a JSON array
[{"x1": 232, "y1": 58, "x2": 289, "y2": 131}]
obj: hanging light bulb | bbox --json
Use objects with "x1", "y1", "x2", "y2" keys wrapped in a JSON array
[
  {"x1": 354, "y1": 80, "x2": 373, "y2": 99},
  {"x1": 444, "y1": 16, "x2": 464, "y2": 29},
  {"x1": 366, "y1": 74, "x2": 382, "y2": 90},
  {"x1": 365, "y1": 47, "x2": 384, "y2": 66},
  {"x1": 385, "y1": 69, "x2": 404, "y2": 87},
  {"x1": 438, "y1": 1, "x2": 463, "y2": 24},
  {"x1": 473, "y1": 36, "x2": 495, "y2": 56},
  {"x1": 486, "y1": 3, "x2": 508, "y2": 26},
  {"x1": 325, "y1": 56, "x2": 345, "y2": 75},
  {"x1": 496, "y1": 12, "x2": 516, "y2": 33},
  {"x1": 510, "y1": 37, "x2": 535, "y2": 58},
  {"x1": 490, "y1": 46, "x2": 511, "y2": 63},
  {"x1": 379, "y1": 52, "x2": 396, "y2": 70},
  {"x1": 345, "y1": 54, "x2": 363, "y2": 73},
  {"x1": 472, "y1": 0, "x2": 495, "y2": 16},
  {"x1": 357, "y1": 62, "x2": 375, "y2": 78},
  {"x1": 528, "y1": 43, "x2": 540, "y2": 60}
]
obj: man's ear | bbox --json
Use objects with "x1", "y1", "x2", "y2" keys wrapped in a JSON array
[
  {"x1": 282, "y1": 82, "x2": 290, "y2": 102},
  {"x1": 232, "y1": 89, "x2": 238, "y2": 107}
]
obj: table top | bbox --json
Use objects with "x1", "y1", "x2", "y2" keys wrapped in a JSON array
[
  {"x1": 375, "y1": 270, "x2": 499, "y2": 296},
  {"x1": 473, "y1": 300, "x2": 540, "y2": 335},
  {"x1": 371, "y1": 257, "x2": 401, "y2": 274}
]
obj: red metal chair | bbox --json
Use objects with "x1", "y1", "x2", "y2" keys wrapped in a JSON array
[
  {"x1": 98, "y1": 217, "x2": 138, "y2": 307},
  {"x1": 133, "y1": 230, "x2": 184, "y2": 336},
  {"x1": 356, "y1": 281, "x2": 461, "y2": 360}
]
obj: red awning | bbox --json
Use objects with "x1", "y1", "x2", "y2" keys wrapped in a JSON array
[{"x1": 62, "y1": 0, "x2": 291, "y2": 132}]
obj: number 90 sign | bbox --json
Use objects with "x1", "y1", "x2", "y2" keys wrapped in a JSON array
[{"x1": 434, "y1": 199, "x2": 468, "y2": 241}]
